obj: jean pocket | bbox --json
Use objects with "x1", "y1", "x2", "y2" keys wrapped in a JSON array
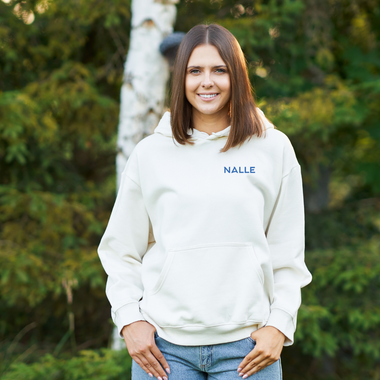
[
  {"x1": 154, "y1": 330, "x2": 159, "y2": 339},
  {"x1": 246, "y1": 336, "x2": 256, "y2": 345}
]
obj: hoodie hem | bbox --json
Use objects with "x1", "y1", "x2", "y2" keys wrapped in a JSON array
[{"x1": 141, "y1": 311, "x2": 266, "y2": 346}]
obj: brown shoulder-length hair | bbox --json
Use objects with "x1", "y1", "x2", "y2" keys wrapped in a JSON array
[{"x1": 170, "y1": 23, "x2": 264, "y2": 153}]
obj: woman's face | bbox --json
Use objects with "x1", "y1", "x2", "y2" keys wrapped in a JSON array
[{"x1": 185, "y1": 44, "x2": 231, "y2": 118}]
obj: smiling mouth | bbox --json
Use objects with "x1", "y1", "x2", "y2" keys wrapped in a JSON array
[{"x1": 198, "y1": 93, "x2": 219, "y2": 99}]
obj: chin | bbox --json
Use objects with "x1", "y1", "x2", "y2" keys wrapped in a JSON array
[
  {"x1": 199, "y1": 106, "x2": 225, "y2": 114},
  {"x1": 193, "y1": 104, "x2": 221, "y2": 113}
]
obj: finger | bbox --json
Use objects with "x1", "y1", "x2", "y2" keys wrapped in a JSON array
[
  {"x1": 151, "y1": 344, "x2": 171, "y2": 375},
  {"x1": 132, "y1": 351, "x2": 167, "y2": 380},
  {"x1": 238, "y1": 353, "x2": 265, "y2": 375},
  {"x1": 143, "y1": 350, "x2": 169, "y2": 380},
  {"x1": 132, "y1": 354, "x2": 155, "y2": 378},
  {"x1": 242, "y1": 359, "x2": 274, "y2": 379},
  {"x1": 239, "y1": 354, "x2": 276, "y2": 378},
  {"x1": 237, "y1": 345, "x2": 261, "y2": 372}
]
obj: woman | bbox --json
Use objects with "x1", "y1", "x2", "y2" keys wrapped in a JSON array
[{"x1": 98, "y1": 23, "x2": 312, "y2": 380}]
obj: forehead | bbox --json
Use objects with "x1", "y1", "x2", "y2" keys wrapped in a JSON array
[{"x1": 187, "y1": 44, "x2": 226, "y2": 67}]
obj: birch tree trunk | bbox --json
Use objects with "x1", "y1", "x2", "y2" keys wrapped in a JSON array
[
  {"x1": 116, "y1": 0, "x2": 179, "y2": 189},
  {"x1": 112, "y1": 0, "x2": 179, "y2": 350}
]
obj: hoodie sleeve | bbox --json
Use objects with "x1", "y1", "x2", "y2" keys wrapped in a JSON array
[
  {"x1": 264, "y1": 141, "x2": 312, "y2": 346},
  {"x1": 97, "y1": 149, "x2": 152, "y2": 339}
]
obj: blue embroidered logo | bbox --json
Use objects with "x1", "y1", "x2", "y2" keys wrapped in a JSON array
[{"x1": 224, "y1": 167, "x2": 255, "y2": 173}]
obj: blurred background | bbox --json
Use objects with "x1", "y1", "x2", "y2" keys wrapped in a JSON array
[{"x1": 0, "y1": 0, "x2": 379, "y2": 379}]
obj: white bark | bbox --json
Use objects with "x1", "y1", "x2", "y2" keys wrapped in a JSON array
[
  {"x1": 112, "y1": 0, "x2": 178, "y2": 351},
  {"x1": 116, "y1": 0, "x2": 179, "y2": 189}
]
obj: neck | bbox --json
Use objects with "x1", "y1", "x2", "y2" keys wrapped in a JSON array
[{"x1": 192, "y1": 106, "x2": 230, "y2": 135}]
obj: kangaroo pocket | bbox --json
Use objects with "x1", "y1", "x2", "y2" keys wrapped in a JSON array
[{"x1": 143, "y1": 242, "x2": 267, "y2": 328}]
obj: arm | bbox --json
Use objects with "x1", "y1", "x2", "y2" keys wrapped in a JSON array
[
  {"x1": 97, "y1": 160, "x2": 152, "y2": 338},
  {"x1": 237, "y1": 164, "x2": 312, "y2": 378},
  {"x1": 265, "y1": 164, "x2": 312, "y2": 346}
]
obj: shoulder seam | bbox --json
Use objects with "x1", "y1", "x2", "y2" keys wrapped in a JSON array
[
  {"x1": 124, "y1": 172, "x2": 141, "y2": 188},
  {"x1": 282, "y1": 164, "x2": 300, "y2": 180}
]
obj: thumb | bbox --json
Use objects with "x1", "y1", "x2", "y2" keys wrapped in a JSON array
[
  {"x1": 250, "y1": 327, "x2": 265, "y2": 341},
  {"x1": 250, "y1": 329, "x2": 259, "y2": 340}
]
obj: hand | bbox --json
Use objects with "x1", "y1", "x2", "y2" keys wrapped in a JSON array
[
  {"x1": 122, "y1": 321, "x2": 171, "y2": 380},
  {"x1": 237, "y1": 326, "x2": 285, "y2": 378}
]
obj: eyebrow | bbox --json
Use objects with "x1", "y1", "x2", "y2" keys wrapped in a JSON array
[{"x1": 187, "y1": 65, "x2": 227, "y2": 69}]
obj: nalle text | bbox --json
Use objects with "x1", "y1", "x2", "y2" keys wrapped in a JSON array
[{"x1": 224, "y1": 167, "x2": 255, "y2": 173}]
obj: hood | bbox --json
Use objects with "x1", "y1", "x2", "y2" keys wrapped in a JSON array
[{"x1": 153, "y1": 107, "x2": 274, "y2": 141}]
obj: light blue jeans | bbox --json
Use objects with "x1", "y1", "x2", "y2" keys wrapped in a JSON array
[{"x1": 132, "y1": 330, "x2": 282, "y2": 379}]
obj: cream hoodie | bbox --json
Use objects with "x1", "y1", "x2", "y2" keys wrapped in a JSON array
[{"x1": 97, "y1": 108, "x2": 312, "y2": 347}]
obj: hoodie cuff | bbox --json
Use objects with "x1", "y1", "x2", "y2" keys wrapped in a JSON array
[
  {"x1": 265, "y1": 308, "x2": 295, "y2": 346},
  {"x1": 114, "y1": 302, "x2": 146, "y2": 339}
]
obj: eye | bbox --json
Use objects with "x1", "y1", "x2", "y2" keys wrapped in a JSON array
[
  {"x1": 215, "y1": 68, "x2": 227, "y2": 73},
  {"x1": 189, "y1": 69, "x2": 200, "y2": 74}
]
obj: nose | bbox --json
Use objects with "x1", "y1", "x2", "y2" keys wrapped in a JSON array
[{"x1": 201, "y1": 70, "x2": 214, "y2": 88}]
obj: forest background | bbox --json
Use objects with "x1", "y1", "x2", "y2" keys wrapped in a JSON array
[{"x1": 1, "y1": 0, "x2": 379, "y2": 379}]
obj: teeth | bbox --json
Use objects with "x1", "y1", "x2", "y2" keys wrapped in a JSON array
[{"x1": 199, "y1": 94, "x2": 218, "y2": 98}]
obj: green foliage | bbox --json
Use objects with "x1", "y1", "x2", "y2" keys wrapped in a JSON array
[
  {"x1": 0, "y1": 0, "x2": 130, "y2": 354},
  {"x1": 1, "y1": 349, "x2": 132, "y2": 380},
  {"x1": 299, "y1": 238, "x2": 380, "y2": 358},
  {"x1": 282, "y1": 199, "x2": 380, "y2": 379},
  {"x1": 0, "y1": 188, "x2": 105, "y2": 307}
]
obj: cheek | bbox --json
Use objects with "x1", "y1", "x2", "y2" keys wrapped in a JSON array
[
  {"x1": 186, "y1": 74, "x2": 197, "y2": 88},
  {"x1": 220, "y1": 76, "x2": 231, "y2": 93}
]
